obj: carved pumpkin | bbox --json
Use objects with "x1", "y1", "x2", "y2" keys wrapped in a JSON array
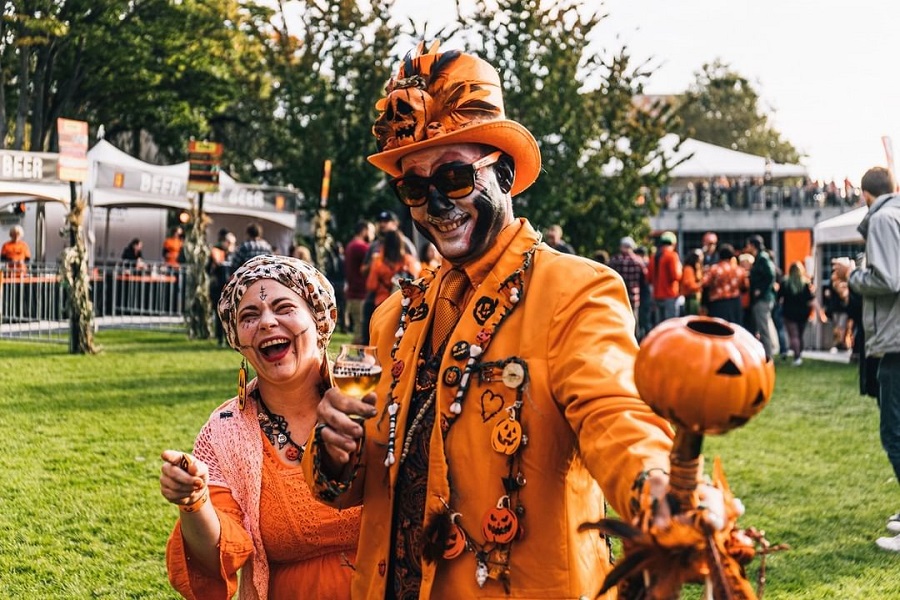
[
  {"x1": 443, "y1": 519, "x2": 467, "y2": 560},
  {"x1": 634, "y1": 316, "x2": 774, "y2": 435},
  {"x1": 381, "y1": 87, "x2": 433, "y2": 148},
  {"x1": 491, "y1": 417, "x2": 522, "y2": 455},
  {"x1": 482, "y1": 504, "x2": 518, "y2": 544}
]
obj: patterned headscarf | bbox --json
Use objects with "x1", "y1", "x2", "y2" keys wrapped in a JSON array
[{"x1": 218, "y1": 254, "x2": 336, "y2": 354}]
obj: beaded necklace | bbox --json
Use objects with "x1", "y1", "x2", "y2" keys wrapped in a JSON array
[
  {"x1": 252, "y1": 389, "x2": 305, "y2": 462},
  {"x1": 382, "y1": 243, "x2": 537, "y2": 468},
  {"x1": 381, "y1": 241, "x2": 540, "y2": 593}
]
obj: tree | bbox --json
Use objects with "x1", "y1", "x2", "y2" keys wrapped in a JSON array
[
  {"x1": 1, "y1": 0, "x2": 274, "y2": 164},
  {"x1": 458, "y1": 0, "x2": 681, "y2": 254},
  {"x1": 259, "y1": 0, "x2": 400, "y2": 245},
  {"x1": 676, "y1": 60, "x2": 801, "y2": 165},
  {"x1": 3, "y1": 0, "x2": 680, "y2": 256}
]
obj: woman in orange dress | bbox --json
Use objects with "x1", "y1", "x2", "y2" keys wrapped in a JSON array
[{"x1": 159, "y1": 254, "x2": 360, "y2": 599}]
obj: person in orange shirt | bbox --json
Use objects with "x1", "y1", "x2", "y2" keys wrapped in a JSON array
[
  {"x1": 160, "y1": 255, "x2": 360, "y2": 599},
  {"x1": 1, "y1": 225, "x2": 31, "y2": 276},
  {"x1": 162, "y1": 226, "x2": 184, "y2": 267},
  {"x1": 701, "y1": 244, "x2": 747, "y2": 325},
  {"x1": 365, "y1": 230, "x2": 421, "y2": 307},
  {"x1": 647, "y1": 231, "x2": 683, "y2": 327}
]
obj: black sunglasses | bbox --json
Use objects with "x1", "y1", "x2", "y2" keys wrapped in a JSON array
[{"x1": 389, "y1": 151, "x2": 503, "y2": 207}]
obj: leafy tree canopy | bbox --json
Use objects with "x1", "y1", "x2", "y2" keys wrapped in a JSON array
[
  {"x1": 3, "y1": 0, "x2": 684, "y2": 255},
  {"x1": 676, "y1": 60, "x2": 802, "y2": 165},
  {"x1": 452, "y1": 0, "x2": 681, "y2": 254}
]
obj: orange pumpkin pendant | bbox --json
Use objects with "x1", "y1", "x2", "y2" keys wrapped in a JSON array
[
  {"x1": 491, "y1": 409, "x2": 522, "y2": 455},
  {"x1": 237, "y1": 359, "x2": 248, "y2": 411},
  {"x1": 442, "y1": 513, "x2": 467, "y2": 560},
  {"x1": 482, "y1": 497, "x2": 518, "y2": 544}
]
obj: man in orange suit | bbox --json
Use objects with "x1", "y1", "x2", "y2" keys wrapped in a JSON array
[{"x1": 305, "y1": 43, "x2": 679, "y2": 599}]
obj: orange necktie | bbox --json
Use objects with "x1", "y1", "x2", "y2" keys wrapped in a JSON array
[{"x1": 431, "y1": 268, "x2": 469, "y2": 354}]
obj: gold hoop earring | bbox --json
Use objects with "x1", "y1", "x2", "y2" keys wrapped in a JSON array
[
  {"x1": 238, "y1": 358, "x2": 248, "y2": 410},
  {"x1": 318, "y1": 354, "x2": 333, "y2": 396}
]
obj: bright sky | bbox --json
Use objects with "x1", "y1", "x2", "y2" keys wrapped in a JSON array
[{"x1": 389, "y1": 0, "x2": 900, "y2": 185}]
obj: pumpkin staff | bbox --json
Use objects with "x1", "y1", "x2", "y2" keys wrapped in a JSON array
[{"x1": 587, "y1": 316, "x2": 779, "y2": 599}]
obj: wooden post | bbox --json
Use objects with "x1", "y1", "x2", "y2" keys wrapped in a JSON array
[{"x1": 68, "y1": 181, "x2": 83, "y2": 354}]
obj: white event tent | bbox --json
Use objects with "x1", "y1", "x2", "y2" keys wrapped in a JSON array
[
  {"x1": 660, "y1": 134, "x2": 808, "y2": 180},
  {"x1": 0, "y1": 141, "x2": 301, "y2": 263},
  {"x1": 0, "y1": 142, "x2": 301, "y2": 263},
  {"x1": 812, "y1": 206, "x2": 866, "y2": 245},
  {"x1": 89, "y1": 140, "x2": 298, "y2": 230},
  {"x1": 0, "y1": 149, "x2": 71, "y2": 209}
]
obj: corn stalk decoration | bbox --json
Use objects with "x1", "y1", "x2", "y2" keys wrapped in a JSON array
[
  {"x1": 59, "y1": 198, "x2": 97, "y2": 354},
  {"x1": 184, "y1": 197, "x2": 212, "y2": 340}
]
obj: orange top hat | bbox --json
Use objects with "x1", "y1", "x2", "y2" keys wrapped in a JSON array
[{"x1": 368, "y1": 41, "x2": 542, "y2": 197}]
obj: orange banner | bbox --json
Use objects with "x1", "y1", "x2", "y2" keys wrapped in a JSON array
[{"x1": 782, "y1": 229, "x2": 812, "y2": 275}]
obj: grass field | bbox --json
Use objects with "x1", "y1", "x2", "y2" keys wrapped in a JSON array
[{"x1": 0, "y1": 330, "x2": 898, "y2": 598}]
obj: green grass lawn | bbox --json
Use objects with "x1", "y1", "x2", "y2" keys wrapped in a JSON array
[{"x1": 0, "y1": 331, "x2": 898, "y2": 598}]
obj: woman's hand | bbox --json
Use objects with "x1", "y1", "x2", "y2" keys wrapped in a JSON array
[
  {"x1": 316, "y1": 388, "x2": 378, "y2": 467},
  {"x1": 160, "y1": 450, "x2": 209, "y2": 508}
]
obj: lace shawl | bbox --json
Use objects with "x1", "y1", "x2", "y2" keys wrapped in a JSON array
[{"x1": 193, "y1": 378, "x2": 268, "y2": 600}]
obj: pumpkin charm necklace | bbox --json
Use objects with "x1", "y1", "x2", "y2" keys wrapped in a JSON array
[
  {"x1": 253, "y1": 389, "x2": 305, "y2": 462},
  {"x1": 382, "y1": 243, "x2": 537, "y2": 593},
  {"x1": 382, "y1": 244, "x2": 537, "y2": 468}
]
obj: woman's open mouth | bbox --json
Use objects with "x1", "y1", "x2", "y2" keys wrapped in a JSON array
[{"x1": 259, "y1": 337, "x2": 291, "y2": 361}]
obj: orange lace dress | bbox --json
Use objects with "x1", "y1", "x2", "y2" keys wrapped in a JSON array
[{"x1": 166, "y1": 392, "x2": 361, "y2": 600}]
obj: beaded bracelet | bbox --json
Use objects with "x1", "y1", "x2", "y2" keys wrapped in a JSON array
[
  {"x1": 629, "y1": 467, "x2": 669, "y2": 516},
  {"x1": 311, "y1": 423, "x2": 362, "y2": 502},
  {"x1": 179, "y1": 488, "x2": 209, "y2": 513}
]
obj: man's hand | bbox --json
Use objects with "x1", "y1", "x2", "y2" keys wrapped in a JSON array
[
  {"x1": 316, "y1": 388, "x2": 377, "y2": 467},
  {"x1": 644, "y1": 470, "x2": 729, "y2": 532}
]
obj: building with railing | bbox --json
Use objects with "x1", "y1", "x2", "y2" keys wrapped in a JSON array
[
  {"x1": 652, "y1": 182, "x2": 860, "y2": 273},
  {"x1": 650, "y1": 182, "x2": 865, "y2": 350}
]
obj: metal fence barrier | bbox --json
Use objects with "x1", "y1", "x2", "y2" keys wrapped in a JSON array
[{"x1": 0, "y1": 261, "x2": 188, "y2": 343}]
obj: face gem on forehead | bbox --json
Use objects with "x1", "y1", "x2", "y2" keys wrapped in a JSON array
[{"x1": 259, "y1": 285, "x2": 268, "y2": 301}]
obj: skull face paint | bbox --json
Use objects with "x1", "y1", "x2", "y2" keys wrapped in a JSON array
[{"x1": 402, "y1": 144, "x2": 514, "y2": 265}]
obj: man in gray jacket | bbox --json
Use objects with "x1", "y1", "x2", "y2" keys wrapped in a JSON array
[{"x1": 833, "y1": 166, "x2": 900, "y2": 552}]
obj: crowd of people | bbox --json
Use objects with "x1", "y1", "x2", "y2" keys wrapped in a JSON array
[
  {"x1": 603, "y1": 229, "x2": 829, "y2": 365},
  {"x1": 660, "y1": 175, "x2": 863, "y2": 212}
]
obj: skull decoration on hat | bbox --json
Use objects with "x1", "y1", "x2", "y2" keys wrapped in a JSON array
[{"x1": 372, "y1": 42, "x2": 502, "y2": 152}]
